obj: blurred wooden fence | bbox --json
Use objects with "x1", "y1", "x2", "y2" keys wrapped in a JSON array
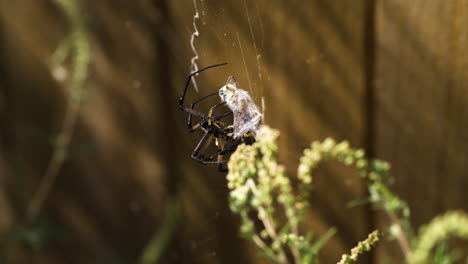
[{"x1": 0, "y1": 0, "x2": 467, "y2": 263}]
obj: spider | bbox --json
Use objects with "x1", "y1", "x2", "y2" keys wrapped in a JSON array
[{"x1": 178, "y1": 63, "x2": 263, "y2": 172}]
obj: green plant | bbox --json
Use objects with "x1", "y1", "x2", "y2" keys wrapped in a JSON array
[
  {"x1": 337, "y1": 230, "x2": 380, "y2": 264},
  {"x1": 226, "y1": 126, "x2": 382, "y2": 263},
  {"x1": 27, "y1": 0, "x2": 91, "y2": 220},
  {"x1": 1, "y1": 0, "x2": 91, "y2": 260},
  {"x1": 226, "y1": 125, "x2": 468, "y2": 264},
  {"x1": 139, "y1": 199, "x2": 180, "y2": 264},
  {"x1": 410, "y1": 210, "x2": 468, "y2": 264}
]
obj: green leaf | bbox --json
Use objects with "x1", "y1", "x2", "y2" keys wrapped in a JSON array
[{"x1": 309, "y1": 227, "x2": 337, "y2": 255}]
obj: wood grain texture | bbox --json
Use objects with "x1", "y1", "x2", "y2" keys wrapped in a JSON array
[
  {"x1": 2, "y1": 0, "x2": 467, "y2": 263},
  {"x1": 1, "y1": 0, "x2": 172, "y2": 263},
  {"x1": 374, "y1": 0, "x2": 468, "y2": 262},
  {"x1": 170, "y1": 0, "x2": 371, "y2": 263},
  {"x1": 1, "y1": 0, "x2": 372, "y2": 263}
]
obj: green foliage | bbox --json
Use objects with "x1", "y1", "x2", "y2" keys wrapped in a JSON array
[
  {"x1": 410, "y1": 211, "x2": 468, "y2": 264},
  {"x1": 227, "y1": 126, "x2": 381, "y2": 263},
  {"x1": 227, "y1": 125, "x2": 468, "y2": 264},
  {"x1": 0, "y1": 218, "x2": 70, "y2": 259},
  {"x1": 429, "y1": 239, "x2": 456, "y2": 264},
  {"x1": 50, "y1": 0, "x2": 91, "y2": 93},
  {"x1": 14, "y1": 219, "x2": 70, "y2": 248},
  {"x1": 26, "y1": 0, "x2": 92, "y2": 220},
  {"x1": 139, "y1": 199, "x2": 180, "y2": 264},
  {"x1": 337, "y1": 230, "x2": 380, "y2": 264},
  {"x1": 227, "y1": 127, "x2": 317, "y2": 263},
  {"x1": 1, "y1": 0, "x2": 91, "y2": 260}
]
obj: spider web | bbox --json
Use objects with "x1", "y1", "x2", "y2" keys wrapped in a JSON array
[
  {"x1": 187, "y1": 0, "x2": 266, "y2": 113},
  {"x1": 180, "y1": 1, "x2": 267, "y2": 262}
]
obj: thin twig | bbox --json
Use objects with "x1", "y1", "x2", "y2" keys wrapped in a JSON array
[
  {"x1": 386, "y1": 210, "x2": 412, "y2": 260},
  {"x1": 26, "y1": 0, "x2": 89, "y2": 220},
  {"x1": 246, "y1": 180, "x2": 277, "y2": 238},
  {"x1": 289, "y1": 210, "x2": 301, "y2": 263},
  {"x1": 26, "y1": 100, "x2": 80, "y2": 219},
  {"x1": 246, "y1": 179, "x2": 288, "y2": 263}
]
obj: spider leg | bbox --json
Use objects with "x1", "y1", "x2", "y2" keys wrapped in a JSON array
[
  {"x1": 186, "y1": 92, "x2": 221, "y2": 131},
  {"x1": 218, "y1": 164, "x2": 228, "y2": 172},
  {"x1": 178, "y1": 63, "x2": 227, "y2": 131},
  {"x1": 183, "y1": 101, "x2": 231, "y2": 132},
  {"x1": 212, "y1": 111, "x2": 233, "y2": 120},
  {"x1": 208, "y1": 101, "x2": 227, "y2": 117},
  {"x1": 207, "y1": 144, "x2": 238, "y2": 161},
  {"x1": 179, "y1": 106, "x2": 210, "y2": 134},
  {"x1": 178, "y1": 63, "x2": 227, "y2": 108},
  {"x1": 179, "y1": 106, "x2": 208, "y2": 121},
  {"x1": 192, "y1": 129, "x2": 211, "y2": 160},
  {"x1": 191, "y1": 128, "x2": 229, "y2": 165},
  {"x1": 187, "y1": 101, "x2": 232, "y2": 133},
  {"x1": 207, "y1": 101, "x2": 230, "y2": 126},
  {"x1": 217, "y1": 142, "x2": 229, "y2": 172}
]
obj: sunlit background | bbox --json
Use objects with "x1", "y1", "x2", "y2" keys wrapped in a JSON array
[{"x1": 1, "y1": 0, "x2": 467, "y2": 263}]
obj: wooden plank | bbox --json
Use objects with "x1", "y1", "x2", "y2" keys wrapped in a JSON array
[
  {"x1": 2, "y1": 0, "x2": 373, "y2": 263},
  {"x1": 171, "y1": 1, "x2": 371, "y2": 263},
  {"x1": 374, "y1": 0, "x2": 468, "y2": 262},
  {"x1": 1, "y1": 1, "x2": 174, "y2": 263}
]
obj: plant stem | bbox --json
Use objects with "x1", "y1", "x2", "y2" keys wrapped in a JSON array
[
  {"x1": 386, "y1": 210, "x2": 411, "y2": 260},
  {"x1": 246, "y1": 179, "x2": 288, "y2": 263}
]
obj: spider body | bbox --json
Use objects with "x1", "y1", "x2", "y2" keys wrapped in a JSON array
[{"x1": 178, "y1": 63, "x2": 261, "y2": 172}]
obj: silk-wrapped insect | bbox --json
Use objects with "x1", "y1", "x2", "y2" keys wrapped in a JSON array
[{"x1": 178, "y1": 63, "x2": 262, "y2": 172}]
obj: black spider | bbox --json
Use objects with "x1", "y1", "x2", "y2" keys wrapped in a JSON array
[{"x1": 178, "y1": 63, "x2": 256, "y2": 172}]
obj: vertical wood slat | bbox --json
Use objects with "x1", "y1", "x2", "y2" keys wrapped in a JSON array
[
  {"x1": 1, "y1": 0, "x2": 467, "y2": 263},
  {"x1": 1, "y1": 1, "x2": 174, "y2": 263},
  {"x1": 170, "y1": 0, "x2": 371, "y2": 263},
  {"x1": 374, "y1": 0, "x2": 468, "y2": 262}
]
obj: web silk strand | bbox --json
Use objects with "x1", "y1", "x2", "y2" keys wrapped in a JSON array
[{"x1": 190, "y1": 0, "x2": 201, "y2": 92}]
